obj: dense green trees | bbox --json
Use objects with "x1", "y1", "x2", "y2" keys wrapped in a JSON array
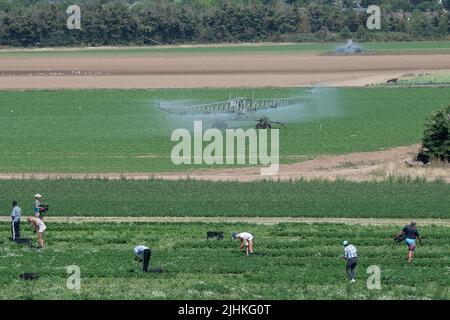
[
  {"x1": 0, "y1": 0, "x2": 448, "y2": 47},
  {"x1": 423, "y1": 105, "x2": 450, "y2": 163}
]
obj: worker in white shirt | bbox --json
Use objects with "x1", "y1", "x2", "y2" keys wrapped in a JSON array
[
  {"x1": 27, "y1": 215, "x2": 46, "y2": 249},
  {"x1": 341, "y1": 240, "x2": 358, "y2": 283},
  {"x1": 232, "y1": 232, "x2": 254, "y2": 256},
  {"x1": 134, "y1": 245, "x2": 151, "y2": 272}
]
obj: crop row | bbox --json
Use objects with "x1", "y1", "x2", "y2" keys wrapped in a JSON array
[
  {"x1": 0, "y1": 178, "x2": 448, "y2": 218},
  {"x1": 0, "y1": 222, "x2": 448, "y2": 300},
  {"x1": 398, "y1": 73, "x2": 450, "y2": 85},
  {"x1": 2, "y1": 41, "x2": 450, "y2": 58}
]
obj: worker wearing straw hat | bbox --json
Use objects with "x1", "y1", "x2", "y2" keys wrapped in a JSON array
[{"x1": 34, "y1": 194, "x2": 42, "y2": 217}]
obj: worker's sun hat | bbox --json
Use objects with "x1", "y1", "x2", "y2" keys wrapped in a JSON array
[
  {"x1": 34, "y1": 193, "x2": 42, "y2": 198},
  {"x1": 343, "y1": 240, "x2": 349, "y2": 246},
  {"x1": 411, "y1": 220, "x2": 416, "y2": 225},
  {"x1": 232, "y1": 232, "x2": 238, "y2": 240}
]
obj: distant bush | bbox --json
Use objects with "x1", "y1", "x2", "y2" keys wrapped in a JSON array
[{"x1": 423, "y1": 105, "x2": 450, "y2": 162}]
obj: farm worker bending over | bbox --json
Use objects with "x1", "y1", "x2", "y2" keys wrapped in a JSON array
[
  {"x1": 232, "y1": 232, "x2": 254, "y2": 256},
  {"x1": 11, "y1": 200, "x2": 22, "y2": 240},
  {"x1": 33, "y1": 194, "x2": 42, "y2": 217},
  {"x1": 342, "y1": 240, "x2": 357, "y2": 283},
  {"x1": 134, "y1": 245, "x2": 152, "y2": 272},
  {"x1": 27, "y1": 215, "x2": 46, "y2": 249},
  {"x1": 397, "y1": 220, "x2": 422, "y2": 263}
]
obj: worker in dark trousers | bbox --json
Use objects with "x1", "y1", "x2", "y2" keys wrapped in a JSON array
[
  {"x1": 134, "y1": 245, "x2": 151, "y2": 272},
  {"x1": 342, "y1": 240, "x2": 358, "y2": 283},
  {"x1": 11, "y1": 201, "x2": 21, "y2": 241}
]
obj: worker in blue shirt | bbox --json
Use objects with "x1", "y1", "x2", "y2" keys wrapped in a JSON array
[{"x1": 11, "y1": 200, "x2": 21, "y2": 240}]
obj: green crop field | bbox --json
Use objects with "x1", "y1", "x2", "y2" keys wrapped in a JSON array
[
  {"x1": 398, "y1": 73, "x2": 450, "y2": 85},
  {"x1": 1, "y1": 45, "x2": 449, "y2": 302},
  {"x1": 1, "y1": 87, "x2": 449, "y2": 173},
  {"x1": 1, "y1": 41, "x2": 449, "y2": 57},
  {"x1": 0, "y1": 222, "x2": 448, "y2": 300},
  {"x1": 0, "y1": 178, "x2": 448, "y2": 218}
]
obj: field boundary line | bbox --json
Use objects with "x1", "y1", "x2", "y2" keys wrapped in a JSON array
[{"x1": 0, "y1": 216, "x2": 449, "y2": 226}]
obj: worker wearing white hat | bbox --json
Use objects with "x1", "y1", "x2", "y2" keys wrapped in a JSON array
[
  {"x1": 342, "y1": 240, "x2": 358, "y2": 283},
  {"x1": 134, "y1": 245, "x2": 151, "y2": 272},
  {"x1": 34, "y1": 194, "x2": 42, "y2": 217}
]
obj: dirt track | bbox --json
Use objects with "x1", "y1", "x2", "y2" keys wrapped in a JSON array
[
  {"x1": 1, "y1": 54, "x2": 449, "y2": 88},
  {"x1": 0, "y1": 216, "x2": 448, "y2": 226},
  {"x1": 1, "y1": 144, "x2": 448, "y2": 182}
]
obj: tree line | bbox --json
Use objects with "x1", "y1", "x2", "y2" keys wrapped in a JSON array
[{"x1": 0, "y1": 0, "x2": 448, "y2": 47}]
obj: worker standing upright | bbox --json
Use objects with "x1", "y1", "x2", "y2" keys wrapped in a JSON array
[
  {"x1": 34, "y1": 194, "x2": 42, "y2": 217},
  {"x1": 11, "y1": 200, "x2": 21, "y2": 240},
  {"x1": 397, "y1": 220, "x2": 422, "y2": 263}
]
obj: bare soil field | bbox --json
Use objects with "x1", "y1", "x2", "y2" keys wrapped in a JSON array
[
  {"x1": 0, "y1": 144, "x2": 447, "y2": 182},
  {"x1": 1, "y1": 54, "x2": 449, "y2": 88}
]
